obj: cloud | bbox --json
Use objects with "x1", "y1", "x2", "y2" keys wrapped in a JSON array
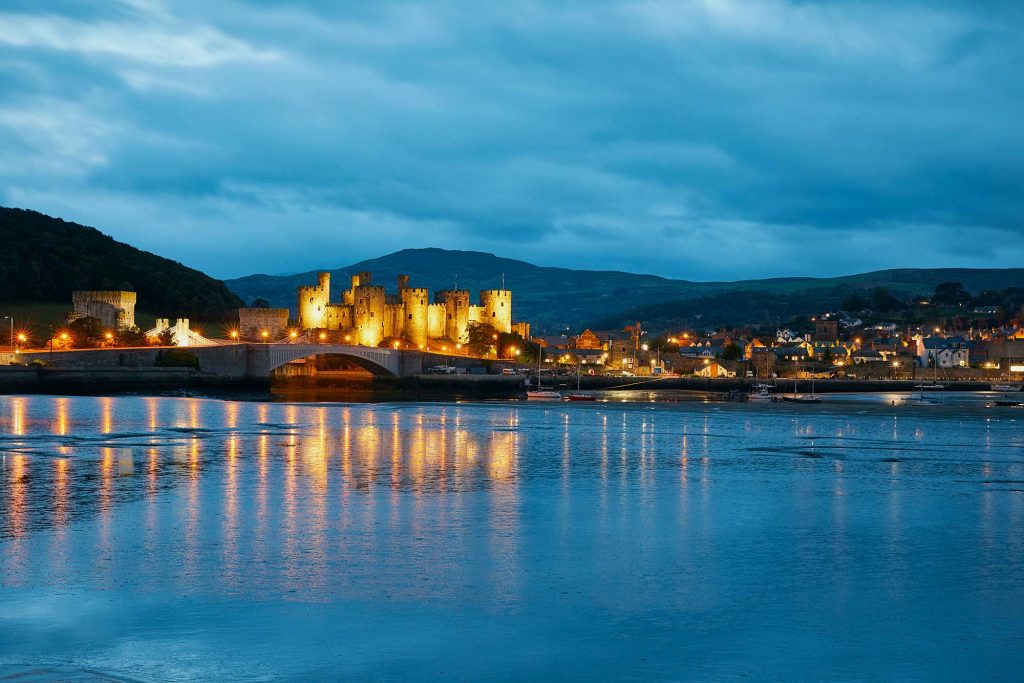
[{"x1": 0, "y1": 0, "x2": 1021, "y2": 280}]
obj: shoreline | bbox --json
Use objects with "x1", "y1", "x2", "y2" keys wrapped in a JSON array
[{"x1": 0, "y1": 365, "x2": 1012, "y2": 401}]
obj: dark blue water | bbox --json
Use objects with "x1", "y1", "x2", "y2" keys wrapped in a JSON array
[{"x1": 1, "y1": 395, "x2": 1022, "y2": 681}]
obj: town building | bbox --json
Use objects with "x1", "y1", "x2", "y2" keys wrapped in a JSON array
[{"x1": 916, "y1": 335, "x2": 971, "y2": 368}]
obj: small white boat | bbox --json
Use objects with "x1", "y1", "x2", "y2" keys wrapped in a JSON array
[
  {"x1": 914, "y1": 383, "x2": 946, "y2": 390},
  {"x1": 527, "y1": 390, "x2": 562, "y2": 400},
  {"x1": 747, "y1": 386, "x2": 773, "y2": 402},
  {"x1": 991, "y1": 383, "x2": 1022, "y2": 392},
  {"x1": 906, "y1": 396, "x2": 941, "y2": 406},
  {"x1": 527, "y1": 347, "x2": 561, "y2": 399},
  {"x1": 782, "y1": 394, "x2": 821, "y2": 404}
]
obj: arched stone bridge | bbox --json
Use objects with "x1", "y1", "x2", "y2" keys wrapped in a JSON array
[
  {"x1": 18, "y1": 343, "x2": 408, "y2": 378},
  {"x1": 245, "y1": 343, "x2": 402, "y2": 376}
]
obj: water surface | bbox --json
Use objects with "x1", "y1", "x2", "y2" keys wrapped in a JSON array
[{"x1": 1, "y1": 396, "x2": 1022, "y2": 681}]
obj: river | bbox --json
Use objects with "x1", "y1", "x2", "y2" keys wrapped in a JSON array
[{"x1": 1, "y1": 395, "x2": 1022, "y2": 681}]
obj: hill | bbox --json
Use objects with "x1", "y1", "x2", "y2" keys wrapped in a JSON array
[
  {"x1": 0, "y1": 207, "x2": 243, "y2": 320},
  {"x1": 224, "y1": 249, "x2": 1024, "y2": 331}
]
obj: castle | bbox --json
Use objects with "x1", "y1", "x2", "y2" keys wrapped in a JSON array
[
  {"x1": 70, "y1": 291, "x2": 136, "y2": 330},
  {"x1": 294, "y1": 271, "x2": 528, "y2": 347}
]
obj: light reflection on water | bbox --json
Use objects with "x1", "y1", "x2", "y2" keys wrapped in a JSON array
[{"x1": 0, "y1": 395, "x2": 1022, "y2": 681}]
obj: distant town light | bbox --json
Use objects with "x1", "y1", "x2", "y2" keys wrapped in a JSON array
[
  {"x1": 229, "y1": 330, "x2": 239, "y2": 339},
  {"x1": 16, "y1": 333, "x2": 26, "y2": 343},
  {"x1": 641, "y1": 343, "x2": 648, "y2": 351},
  {"x1": 319, "y1": 332, "x2": 326, "y2": 340},
  {"x1": 289, "y1": 330, "x2": 298, "y2": 339},
  {"x1": 393, "y1": 341, "x2": 401, "y2": 349},
  {"x1": 105, "y1": 332, "x2": 113, "y2": 340}
]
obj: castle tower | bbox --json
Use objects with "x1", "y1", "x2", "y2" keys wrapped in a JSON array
[
  {"x1": 400, "y1": 287, "x2": 430, "y2": 347},
  {"x1": 354, "y1": 284, "x2": 387, "y2": 346},
  {"x1": 72, "y1": 290, "x2": 137, "y2": 330},
  {"x1": 435, "y1": 289, "x2": 470, "y2": 342},
  {"x1": 479, "y1": 289, "x2": 512, "y2": 334},
  {"x1": 297, "y1": 272, "x2": 330, "y2": 329}
]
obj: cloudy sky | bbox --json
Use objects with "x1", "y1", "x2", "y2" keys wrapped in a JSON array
[{"x1": 1, "y1": 0, "x2": 1021, "y2": 280}]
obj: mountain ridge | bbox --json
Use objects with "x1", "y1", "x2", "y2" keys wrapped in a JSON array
[{"x1": 224, "y1": 248, "x2": 1024, "y2": 331}]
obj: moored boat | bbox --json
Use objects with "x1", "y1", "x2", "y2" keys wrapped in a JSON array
[
  {"x1": 991, "y1": 383, "x2": 1022, "y2": 392},
  {"x1": 527, "y1": 390, "x2": 562, "y2": 400}
]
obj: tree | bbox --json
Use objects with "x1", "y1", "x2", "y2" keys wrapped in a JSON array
[
  {"x1": 252, "y1": 298, "x2": 270, "y2": 308},
  {"x1": 932, "y1": 282, "x2": 970, "y2": 306},
  {"x1": 67, "y1": 316, "x2": 106, "y2": 348},
  {"x1": 116, "y1": 325, "x2": 148, "y2": 347},
  {"x1": 466, "y1": 322, "x2": 499, "y2": 356},
  {"x1": 721, "y1": 343, "x2": 742, "y2": 361},
  {"x1": 870, "y1": 287, "x2": 903, "y2": 313},
  {"x1": 841, "y1": 293, "x2": 867, "y2": 312},
  {"x1": 154, "y1": 328, "x2": 176, "y2": 346}
]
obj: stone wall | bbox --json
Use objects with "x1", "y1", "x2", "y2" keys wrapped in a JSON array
[{"x1": 239, "y1": 308, "x2": 289, "y2": 340}]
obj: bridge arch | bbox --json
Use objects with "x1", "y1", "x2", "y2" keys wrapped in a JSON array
[{"x1": 251, "y1": 344, "x2": 401, "y2": 377}]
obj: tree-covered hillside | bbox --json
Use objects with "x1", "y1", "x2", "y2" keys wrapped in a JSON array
[{"x1": 0, "y1": 207, "x2": 243, "y2": 319}]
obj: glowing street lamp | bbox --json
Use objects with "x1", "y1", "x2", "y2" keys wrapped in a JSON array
[
  {"x1": 261, "y1": 330, "x2": 269, "y2": 340},
  {"x1": 319, "y1": 332, "x2": 327, "y2": 341},
  {"x1": 229, "y1": 330, "x2": 239, "y2": 340},
  {"x1": 289, "y1": 330, "x2": 298, "y2": 340}
]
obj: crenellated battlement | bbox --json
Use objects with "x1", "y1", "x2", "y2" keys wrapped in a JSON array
[{"x1": 292, "y1": 271, "x2": 523, "y2": 348}]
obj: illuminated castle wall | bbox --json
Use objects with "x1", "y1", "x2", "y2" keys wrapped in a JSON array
[{"x1": 295, "y1": 272, "x2": 525, "y2": 347}]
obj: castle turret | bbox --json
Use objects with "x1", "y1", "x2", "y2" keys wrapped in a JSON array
[
  {"x1": 354, "y1": 284, "x2": 387, "y2": 346},
  {"x1": 479, "y1": 289, "x2": 512, "y2": 334},
  {"x1": 297, "y1": 272, "x2": 330, "y2": 329},
  {"x1": 435, "y1": 289, "x2": 470, "y2": 342},
  {"x1": 401, "y1": 287, "x2": 430, "y2": 347}
]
